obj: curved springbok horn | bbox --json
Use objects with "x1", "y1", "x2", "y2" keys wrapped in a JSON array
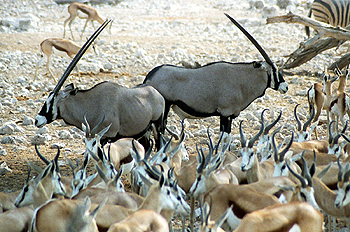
[
  {"x1": 83, "y1": 112, "x2": 91, "y2": 138},
  {"x1": 302, "y1": 104, "x2": 315, "y2": 132},
  {"x1": 52, "y1": 145, "x2": 61, "y2": 172},
  {"x1": 25, "y1": 165, "x2": 31, "y2": 184},
  {"x1": 166, "y1": 126, "x2": 179, "y2": 140},
  {"x1": 294, "y1": 104, "x2": 302, "y2": 132},
  {"x1": 278, "y1": 132, "x2": 294, "y2": 162},
  {"x1": 35, "y1": 144, "x2": 50, "y2": 165},
  {"x1": 215, "y1": 131, "x2": 225, "y2": 155},
  {"x1": 224, "y1": 13, "x2": 274, "y2": 67},
  {"x1": 91, "y1": 112, "x2": 106, "y2": 136},
  {"x1": 52, "y1": 19, "x2": 111, "y2": 95},
  {"x1": 334, "y1": 120, "x2": 348, "y2": 144},
  {"x1": 338, "y1": 155, "x2": 344, "y2": 182},
  {"x1": 272, "y1": 129, "x2": 279, "y2": 162},
  {"x1": 328, "y1": 121, "x2": 336, "y2": 144},
  {"x1": 343, "y1": 163, "x2": 350, "y2": 183},
  {"x1": 248, "y1": 121, "x2": 264, "y2": 148},
  {"x1": 239, "y1": 120, "x2": 246, "y2": 148},
  {"x1": 301, "y1": 155, "x2": 313, "y2": 187},
  {"x1": 144, "y1": 139, "x2": 154, "y2": 161},
  {"x1": 286, "y1": 155, "x2": 307, "y2": 188},
  {"x1": 206, "y1": 127, "x2": 215, "y2": 153},
  {"x1": 264, "y1": 110, "x2": 282, "y2": 135}
]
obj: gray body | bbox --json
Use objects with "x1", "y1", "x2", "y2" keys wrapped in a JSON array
[
  {"x1": 35, "y1": 81, "x2": 165, "y2": 147},
  {"x1": 144, "y1": 61, "x2": 285, "y2": 132}
]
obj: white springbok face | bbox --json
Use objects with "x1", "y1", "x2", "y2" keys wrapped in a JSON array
[
  {"x1": 335, "y1": 181, "x2": 350, "y2": 208},
  {"x1": 15, "y1": 162, "x2": 65, "y2": 207},
  {"x1": 240, "y1": 147, "x2": 255, "y2": 172}
]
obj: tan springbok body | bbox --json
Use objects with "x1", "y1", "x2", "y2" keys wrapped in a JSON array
[
  {"x1": 34, "y1": 38, "x2": 95, "y2": 81},
  {"x1": 64, "y1": 2, "x2": 108, "y2": 40}
]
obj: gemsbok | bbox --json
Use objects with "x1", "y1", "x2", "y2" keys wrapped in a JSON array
[
  {"x1": 34, "y1": 20, "x2": 165, "y2": 150},
  {"x1": 143, "y1": 13, "x2": 288, "y2": 134}
]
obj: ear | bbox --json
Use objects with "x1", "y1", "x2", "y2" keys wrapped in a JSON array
[
  {"x1": 82, "y1": 123, "x2": 87, "y2": 134},
  {"x1": 275, "y1": 184, "x2": 296, "y2": 192},
  {"x1": 97, "y1": 124, "x2": 112, "y2": 138},
  {"x1": 70, "y1": 88, "x2": 79, "y2": 95},
  {"x1": 90, "y1": 197, "x2": 108, "y2": 219},
  {"x1": 64, "y1": 83, "x2": 75, "y2": 91},
  {"x1": 159, "y1": 174, "x2": 165, "y2": 188}
]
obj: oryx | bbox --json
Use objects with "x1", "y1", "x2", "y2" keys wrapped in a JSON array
[
  {"x1": 34, "y1": 20, "x2": 165, "y2": 149},
  {"x1": 143, "y1": 13, "x2": 288, "y2": 134}
]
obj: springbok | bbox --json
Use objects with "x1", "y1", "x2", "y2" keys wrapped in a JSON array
[
  {"x1": 143, "y1": 13, "x2": 288, "y2": 134},
  {"x1": 34, "y1": 38, "x2": 96, "y2": 82},
  {"x1": 14, "y1": 153, "x2": 66, "y2": 209},
  {"x1": 234, "y1": 202, "x2": 323, "y2": 232},
  {"x1": 63, "y1": 2, "x2": 111, "y2": 40},
  {"x1": 30, "y1": 197, "x2": 106, "y2": 232}
]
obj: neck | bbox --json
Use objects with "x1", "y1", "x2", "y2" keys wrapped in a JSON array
[
  {"x1": 338, "y1": 76, "x2": 347, "y2": 93},
  {"x1": 247, "y1": 155, "x2": 260, "y2": 183},
  {"x1": 138, "y1": 185, "x2": 163, "y2": 213},
  {"x1": 312, "y1": 177, "x2": 350, "y2": 217}
]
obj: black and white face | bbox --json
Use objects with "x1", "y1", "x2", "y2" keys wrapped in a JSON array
[
  {"x1": 271, "y1": 69, "x2": 288, "y2": 94},
  {"x1": 35, "y1": 92, "x2": 59, "y2": 128}
]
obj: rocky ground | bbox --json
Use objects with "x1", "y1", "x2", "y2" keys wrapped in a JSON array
[{"x1": 0, "y1": 0, "x2": 349, "y2": 230}]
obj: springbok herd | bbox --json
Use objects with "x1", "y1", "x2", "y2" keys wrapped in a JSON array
[{"x1": 2, "y1": 0, "x2": 350, "y2": 231}]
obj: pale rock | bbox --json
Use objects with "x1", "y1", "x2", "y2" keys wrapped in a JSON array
[
  {"x1": 1, "y1": 136, "x2": 16, "y2": 144},
  {"x1": 23, "y1": 116, "x2": 35, "y2": 126},
  {"x1": 31, "y1": 134, "x2": 46, "y2": 145},
  {"x1": 36, "y1": 126, "x2": 49, "y2": 134},
  {"x1": 58, "y1": 130, "x2": 73, "y2": 140},
  {"x1": 0, "y1": 124, "x2": 14, "y2": 135}
]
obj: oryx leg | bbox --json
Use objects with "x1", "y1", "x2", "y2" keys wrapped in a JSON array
[{"x1": 220, "y1": 116, "x2": 232, "y2": 133}]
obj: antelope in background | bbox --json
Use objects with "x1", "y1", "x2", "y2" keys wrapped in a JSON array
[
  {"x1": 63, "y1": 2, "x2": 112, "y2": 40},
  {"x1": 34, "y1": 37, "x2": 97, "y2": 82}
]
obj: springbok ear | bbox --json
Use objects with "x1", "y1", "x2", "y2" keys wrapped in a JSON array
[
  {"x1": 64, "y1": 83, "x2": 75, "y2": 91},
  {"x1": 275, "y1": 184, "x2": 296, "y2": 192},
  {"x1": 90, "y1": 197, "x2": 108, "y2": 219},
  {"x1": 97, "y1": 123, "x2": 112, "y2": 138}
]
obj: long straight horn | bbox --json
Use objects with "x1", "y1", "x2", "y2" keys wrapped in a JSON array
[
  {"x1": 53, "y1": 19, "x2": 111, "y2": 94},
  {"x1": 224, "y1": 13, "x2": 274, "y2": 66}
]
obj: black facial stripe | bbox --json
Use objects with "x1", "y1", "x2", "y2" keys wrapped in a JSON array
[{"x1": 300, "y1": 192, "x2": 307, "y2": 201}]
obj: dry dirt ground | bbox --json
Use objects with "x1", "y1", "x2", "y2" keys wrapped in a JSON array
[{"x1": 0, "y1": 0, "x2": 349, "y2": 230}]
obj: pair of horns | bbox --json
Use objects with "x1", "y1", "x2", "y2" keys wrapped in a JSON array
[{"x1": 294, "y1": 103, "x2": 315, "y2": 133}]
